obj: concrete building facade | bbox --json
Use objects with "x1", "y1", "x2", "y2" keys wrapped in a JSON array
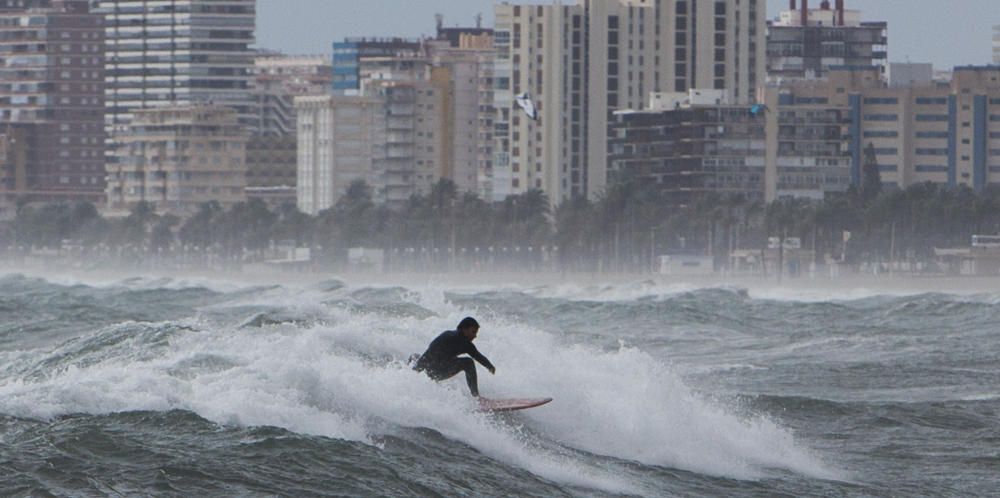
[
  {"x1": 770, "y1": 65, "x2": 1000, "y2": 196},
  {"x1": 766, "y1": 0, "x2": 887, "y2": 82},
  {"x1": 608, "y1": 86, "x2": 848, "y2": 203},
  {"x1": 332, "y1": 37, "x2": 422, "y2": 95},
  {"x1": 0, "y1": 0, "x2": 105, "y2": 209},
  {"x1": 761, "y1": 84, "x2": 851, "y2": 201},
  {"x1": 426, "y1": 30, "x2": 496, "y2": 197},
  {"x1": 96, "y1": 0, "x2": 256, "y2": 133},
  {"x1": 245, "y1": 134, "x2": 296, "y2": 206},
  {"x1": 295, "y1": 94, "x2": 384, "y2": 215},
  {"x1": 252, "y1": 53, "x2": 331, "y2": 137},
  {"x1": 493, "y1": 0, "x2": 765, "y2": 204},
  {"x1": 608, "y1": 91, "x2": 767, "y2": 204},
  {"x1": 299, "y1": 28, "x2": 498, "y2": 213},
  {"x1": 106, "y1": 105, "x2": 248, "y2": 215}
]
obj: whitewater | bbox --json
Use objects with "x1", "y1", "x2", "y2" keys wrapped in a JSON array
[{"x1": 0, "y1": 271, "x2": 997, "y2": 496}]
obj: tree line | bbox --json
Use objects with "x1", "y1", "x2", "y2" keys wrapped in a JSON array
[{"x1": 4, "y1": 177, "x2": 1000, "y2": 273}]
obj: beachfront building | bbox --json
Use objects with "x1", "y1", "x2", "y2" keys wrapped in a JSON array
[
  {"x1": 0, "y1": 0, "x2": 106, "y2": 210},
  {"x1": 105, "y1": 105, "x2": 249, "y2": 215},
  {"x1": 246, "y1": 54, "x2": 331, "y2": 207},
  {"x1": 608, "y1": 89, "x2": 767, "y2": 204},
  {"x1": 426, "y1": 25, "x2": 496, "y2": 198},
  {"x1": 609, "y1": 86, "x2": 850, "y2": 203},
  {"x1": 766, "y1": 0, "x2": 887, "y2": 83},
  {"x1": 768, "y1": 65, "x2": 1000, "y2": 194},
  {"x1": 96, "y1": 0, "x2": 256, "y2": 133},
  {"x1": 332, "y1": 37, "x2": 423, "y2": 95},
  {"x1": 493, "y1": 0, "x2": 765, "y2": 204},
  {"x1": 298, "y1": 24, "x2": 498, "y2": 212},
  {"x1": 295, "y1": 94, "x2": 383, "y2": 215},
  {"x1": 253, "y1": 53, "x2": 331, "y2": 137}
]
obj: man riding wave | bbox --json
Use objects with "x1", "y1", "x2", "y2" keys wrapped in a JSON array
[{"x1": 413, "y1": 317, "x2": 495, "y2": 397}]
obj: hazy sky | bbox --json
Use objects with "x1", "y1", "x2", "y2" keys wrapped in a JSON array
[{"x1": 257, "y1": 0, "x2": 1000, "y2": 70}]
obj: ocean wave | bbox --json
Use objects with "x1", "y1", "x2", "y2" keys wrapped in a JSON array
[{"x1": 0, "y1": 284, "x2": 841, "y2": 488}]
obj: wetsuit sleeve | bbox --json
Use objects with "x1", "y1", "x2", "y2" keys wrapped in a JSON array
[{"x1": 466, "y1": 343, "x2": 495, "y2": 371}]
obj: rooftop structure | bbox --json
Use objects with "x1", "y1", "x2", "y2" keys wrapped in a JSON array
[{"x1": 766, "y1": 0, "x2": 887, "y2": 82}]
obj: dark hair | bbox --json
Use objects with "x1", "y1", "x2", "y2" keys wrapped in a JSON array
[{"x1": 457, "y1": 316, "x2": 479, "y2": 331}]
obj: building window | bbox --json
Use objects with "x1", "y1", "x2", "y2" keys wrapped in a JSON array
[{"x1": 864, "y1": 114, "x2": 898, "y2": 122}]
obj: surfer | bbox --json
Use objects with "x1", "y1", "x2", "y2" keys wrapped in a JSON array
[{"x1": 413, "y1": 317, "x2": 495, "y2": 397}]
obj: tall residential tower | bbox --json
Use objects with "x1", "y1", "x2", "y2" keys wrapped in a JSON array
[
  {"x1": 492, "y1": 0, "x2": 765, "y2": 203},
  {"x1": 0, "y1": 0, "x2": 106, "y2": 211},
  {"x1": 96, "y1": 0, "x2": 256, "y2": 133}
]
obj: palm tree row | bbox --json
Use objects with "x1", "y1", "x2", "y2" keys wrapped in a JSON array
[{"x1": 4, "y1": 178, "x2": 999, "y2": 272}]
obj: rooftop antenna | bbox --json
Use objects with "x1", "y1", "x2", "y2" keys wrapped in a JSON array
[{"x1": 475, "y1": 13, "x2": 483, "y2": 28}]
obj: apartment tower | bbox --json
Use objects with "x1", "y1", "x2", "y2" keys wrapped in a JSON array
[
  {"x1": 493, "y1": 0, "x2": 764, "y2": 204},
  {"x1": 0, "y1": 0, "x2": 105, "y2": 210},
  {"x1": 96, "y1": 0, "x2": 256, "y2": 134}
]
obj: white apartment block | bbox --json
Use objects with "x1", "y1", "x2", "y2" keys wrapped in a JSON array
[
  {"x1": 493, "y1": 0, "x2": 764, "y2": 203},
  {"x1": 295, "y1": 94, "x2": 384, "y2": 216},
  {"x1": 96, "y1": 0, "x2": 256, "y2": 135}
]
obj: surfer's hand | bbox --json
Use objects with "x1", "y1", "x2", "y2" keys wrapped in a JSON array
[{"x1": 488, "y1": 366, "x2": 496, "y2": 375}]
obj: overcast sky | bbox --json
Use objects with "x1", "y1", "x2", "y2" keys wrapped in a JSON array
[{"x1": 257, "y1": 0, "x2": 1000, "y2": 70}]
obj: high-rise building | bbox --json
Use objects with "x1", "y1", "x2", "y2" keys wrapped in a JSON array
[
  {"x1": 770, "y1": 65, "x2": 1000, "y2": 194},
  {"x1": 426, "y1": 26, "x2": 496, "y2": 197},
  {"x1": 0, "y1": 0, "x2": 106, "y2": 209},
  {"x1": 96, "y1": 0, "x2": 256, "y2": 134},
  {"x1": 492, "y1": 0, "x2": 765, "y2": 204},
  {"x1": 766, "y1": 0, "x2": 887, "y2": 82},
  {"x1": 299, "y1": 26, "x2": 497, "y2": 212},
  {"x1": 608, "y1": 90, "x2": 767, "y2": 204},
  {"x1": 105, "y1": 105, "x2": 248, "y2": 215},
  {"x1": 246, "y1": 54, "x2": 331, "y2": 207},
  {"x1": 295, "y1": 94, "x2": 384, "y2": 215},
  {"x1": 332, "y1": 38, "x2": 423, "y2": 95},
  {"x1": 252, "y1": 53, "x2": 331, "y2": 136}
]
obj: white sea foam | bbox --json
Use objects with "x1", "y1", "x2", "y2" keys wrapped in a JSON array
[{"x1": 0, "y1": 277, "x2": 842, "y2": 490}]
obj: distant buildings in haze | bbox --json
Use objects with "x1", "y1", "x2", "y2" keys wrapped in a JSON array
[
  {"x1": 0, "y1": 0, "x2": 106, "y2": 215},
  {"x1": 490, "y1": 0, "x2": 764, "y2": 204},
  {"x1": 105, "y1": 105, "x2": 248, "y2": 215},
  {"x1": 7, "y1": 0, "x2": 1000, "y2": 221}
]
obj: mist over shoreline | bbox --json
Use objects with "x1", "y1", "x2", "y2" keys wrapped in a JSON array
[{"x1": 5, "y1": 261, "x2": 1000, "y2": 300}]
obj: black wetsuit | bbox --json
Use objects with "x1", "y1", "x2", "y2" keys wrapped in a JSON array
[{"x1": 414, "y1": 330, "x2": 494, "y2": 396}]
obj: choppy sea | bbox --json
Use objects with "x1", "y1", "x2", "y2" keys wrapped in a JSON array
[{"x1": 0, "y1": 272, "x2": 997, "y2": 497}]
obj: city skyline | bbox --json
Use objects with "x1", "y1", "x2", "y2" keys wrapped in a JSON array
[{"x1": 257, "y1": 0, "x2": 1000, "y2": 71}]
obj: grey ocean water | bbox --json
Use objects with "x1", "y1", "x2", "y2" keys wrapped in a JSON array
[{"x1": 0, "y1": 272, "x2": 997, "y2": 497}]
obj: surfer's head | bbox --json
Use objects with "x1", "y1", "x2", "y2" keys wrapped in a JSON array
[{"x1": 457, "y1": 316, "x2": 480, "y2": 340}]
